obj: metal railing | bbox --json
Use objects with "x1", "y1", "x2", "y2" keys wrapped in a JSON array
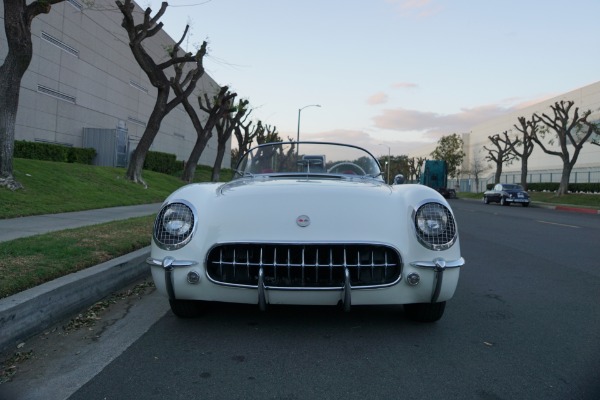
[{"x1": 450, "y1": 168, "x2": 600, "y2": 193}]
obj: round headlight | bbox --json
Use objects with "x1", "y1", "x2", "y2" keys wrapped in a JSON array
[
  {"x1": 153, "y1": 201, "x2": 196, "y2": 250},
  {"x1": 414, "y1": 202, "x2": 457, "y2": 250},
  {"x1": 163, "y1": 207, "x2": 193, "y2": 236}
]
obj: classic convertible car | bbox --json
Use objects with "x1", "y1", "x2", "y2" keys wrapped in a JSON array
[{"x1": 148, "y1": 142, "x2": 464, "y2": 322}]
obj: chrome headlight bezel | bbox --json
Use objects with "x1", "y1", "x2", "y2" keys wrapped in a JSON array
[
  {"x1": 153, "y1": 200, "x2": 197, "y2": 250},
  {"x1": 413, "y1": 202, "x2": 457, "y2": 251}
]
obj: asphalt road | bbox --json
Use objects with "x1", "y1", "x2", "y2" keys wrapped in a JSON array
[{"x1": 2, "y1": 200, "x2": 599, "y2": 400}]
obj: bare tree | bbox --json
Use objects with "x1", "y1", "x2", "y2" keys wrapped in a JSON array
[
  {"x1": 172, "y1": 83, "x2": 236, "y2": 183},
  {"x1": 211, "y1": 98, "x2": 250, "y2": 182},
  {"x1": 586, "y1": 120, "x2": 600, "y2": 147},
  {"x1": 464, "y1": 151, "x2": 490, "y2": 192},
  {"x1": 255, "y1": 123, "x2": 281, "y2": 144},
  {"x1": 408, "y1": 157, "x2": 425, "y2": 182},
  {"x1": 232, "y1": 114, "x2": 258, "y2": 166},
  {"x1": 0, "y1": 0, "x2": 66, "y2": 191},
  {"x1": 532, "y1": 100, "x2": 597, "y2": 195},
  {"x1": 508, "y1": 116, "x2": 538, "y2": 190},
  {"x1": 484, "y1": 131, "x2": 516, "y2": 184},
  {"x1": 231, "y1": 119, "x2": 281, "y2": 168},
  {"x1": 116, "y1": 0, "x2": 207, "y2": 186}
]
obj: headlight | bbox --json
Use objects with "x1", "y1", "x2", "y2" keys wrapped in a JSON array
[
  {"x1": 414, "y1": 202, "x2": 457, "y2": 250},
  {"x1": 153, "y1": 201, "x2": 196, "y2": 250}
]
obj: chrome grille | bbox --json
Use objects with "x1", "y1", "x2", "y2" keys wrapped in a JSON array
[{"x1": 206, "y1": 244, "x2": 402, "y2": 288}]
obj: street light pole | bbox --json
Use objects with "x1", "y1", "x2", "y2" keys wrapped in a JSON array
[{"x1": 296, "y1": 104, "x2": 321, "y2": 143}]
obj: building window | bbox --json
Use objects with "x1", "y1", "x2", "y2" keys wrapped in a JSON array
[
  {"x1": 129, "y1": 80, "x2": 149, "y2": 94},
  {"x1": 41, "y1": 32, "x2": 79, "y2": 58},
  {"x1": 127, "y1": 116, "x2": 147, "y2": 127},
  {"x1": 37, "y1": 85, "x2": 76, "y2": 103},
  {"x1": 67, "y1": 0, "x2": 83, "y2": 11}
]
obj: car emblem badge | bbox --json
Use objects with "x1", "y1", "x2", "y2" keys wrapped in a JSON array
[{"x1": 296, "y1": 215, "x2": 310, "y2": 227}]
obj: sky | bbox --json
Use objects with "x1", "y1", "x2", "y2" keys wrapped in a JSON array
[{"x1": 142, "y1": 0, "x2": 600, "y2": 157}]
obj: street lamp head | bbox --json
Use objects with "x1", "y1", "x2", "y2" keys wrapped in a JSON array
[
  {"x1": 299, "y1": 104, "x2": 321, "y2": 114},
  {"x1": 297, "y1": 104, "x2": 322, "y2": 143}
]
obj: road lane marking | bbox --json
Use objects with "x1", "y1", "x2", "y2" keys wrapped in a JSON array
[{"x1": 537, "y1": 220, "x2": 580, "y2": 229}]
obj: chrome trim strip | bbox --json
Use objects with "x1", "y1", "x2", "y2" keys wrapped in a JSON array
[
  {"x1": 410, "y1": 257, "x2": 465, "y2": 270},
  {"x1": 206, "y1": 240, "x2": 400, "y2": 247},
  {"x1": 162, "y1": 257, "x2": 176, "y2": 301},
  {"x1": 342, "y1": 267, "x2": 351, "y2": 312},
  {"x1": 431, "y1": 259, "x2": 446, "y2": 303},
  {"x1": 148, "y1": 257, "x2": 200, "y2": 301},
  {"x1": 205, "y1": 274, "x2": 402, "y2": 291},
  {"x1": 146, "y1": 257, "x2": 198, "y2": 267},
  {"x1": 258, "y1": 267, "x2": 267, "y2": 311}
]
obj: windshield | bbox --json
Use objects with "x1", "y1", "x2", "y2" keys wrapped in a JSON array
[
  {"x1": 235, "y1": 142, "x2": 383, "y2": 179},
  {"x1": 503, "y1": 184, "x2": 524, "y2": 190}
]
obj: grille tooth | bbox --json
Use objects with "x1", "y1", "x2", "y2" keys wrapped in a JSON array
[{"x1": 206, "y1": 244, "x2": 402, "y2": 288}]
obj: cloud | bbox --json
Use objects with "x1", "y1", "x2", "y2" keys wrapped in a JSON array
[
  {"x1": 386, "y1": 0, "x2": 444, "y2": 18},
  {"x1": 372, "y1": 103, "x2": 520, "y2": 139},
  {"x1": 367, "y1": 92, "x2": 389, "y2": 105},
  {"x1": 301, "y1": 129, "x2": 430, "y2": 155},
  {"x1": 392, "y1": 82, "x2": 419, "y2": 90}
]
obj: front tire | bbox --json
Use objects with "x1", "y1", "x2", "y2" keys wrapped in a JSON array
[
  {"x1": 169, "y1": 299, "x2": 206, "y2": 318},
  {"x1": 500, "y1": 197, "x2": 509, "y2": 206},
  {"x1": 483, "y1": 196, "x2": 489, "y2": 204},
  {"x1": 404, "y1": 301, "x2": 446, "y2": 322}
]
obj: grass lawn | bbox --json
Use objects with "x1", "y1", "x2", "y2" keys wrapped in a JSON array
[
  {"x1": 0, "y1": 216, "x2": 154, "y2": 298},
  {"x1": 458, "y1": 190, "x2": 600, "y2": 208},
  {"x1": 0, "y1": 158, "x2": 232, "y2": 218},
  {"x1": 0, "y1": 159, "x2": 232, "y2": 298}
]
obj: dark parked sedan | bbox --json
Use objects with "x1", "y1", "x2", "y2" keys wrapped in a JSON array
[{"x1": 483, "y1": 183, "x2": 530, "y2": 207}]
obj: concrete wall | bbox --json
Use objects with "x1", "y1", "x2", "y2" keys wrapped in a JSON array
[
  {"x1": 409, "y1": 80, "x2": 600, "y2": 190},
  {"x1": 0, "y1": 0, "x2": 229, "y2": 168}
]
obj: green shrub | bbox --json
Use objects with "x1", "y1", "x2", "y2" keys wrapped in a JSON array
[
  {"x1": 568, "y1": 182, "x2": 600, "y2": 193},
  {"x1": 527, "y1": 182, "x2": 559, "y2": 192},
  {"x1": 143, "y1": 151, "x2": 183, "y2": 175},
  {"x1": 14, "y1": 140, "x2": 96, "y2": 164},
  {"x1": 527, "y1": 182, "x2": 600, "y2": 193}
]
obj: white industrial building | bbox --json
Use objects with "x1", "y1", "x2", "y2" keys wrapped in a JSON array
[
  {"x1": 409, "y1": 80, "x2": 600, "y2": 192},
  {"x1": 0, "y1": 0, "x2": 228, "y2": 168}
]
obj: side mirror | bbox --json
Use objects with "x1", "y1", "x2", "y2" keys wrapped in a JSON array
[{"x1": 393, "y1": 174, "x2": 405, "y2": 185}]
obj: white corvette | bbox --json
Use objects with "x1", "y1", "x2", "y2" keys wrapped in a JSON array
[{"x1": 147, "y1": 142, "x2": 464, "y2": 322}]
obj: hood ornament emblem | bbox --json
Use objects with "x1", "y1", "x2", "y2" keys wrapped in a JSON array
[{"x1": 296, "y1": 215, "x2": 310, "y2": 227}]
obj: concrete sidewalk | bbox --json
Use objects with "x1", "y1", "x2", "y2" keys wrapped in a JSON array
[
  {"x1": 0, "y1": 203, "x2": 162, "y2": 353},
  {"x1": 0, "y1": 203, "x2": 162, "y2": 243}
]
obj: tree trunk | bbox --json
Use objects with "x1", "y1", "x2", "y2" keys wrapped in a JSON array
[
  {"x1": 494, "y1": 162, "x2": 503, "y2": 184},
  {"x1": 211, "y1": 140, "x2": 227, "y2": 182},
  {"x1": 125, "y1": 90, "x2": 169, "y2": 186},
  {"x1": 520, "y1": 158, "x2": 528, "y2": 190},
  {"x1": 0, "y1": 56, "x2": 25, "y2": 191},
  {"x1": 0, "y1": 2, "x2": 35, "y2": 191},
  {"x1": 182, "y1": 134, "x2": 212, "y2": 182},
  {"x1": 558, "y1": 161, "x2": 573, "y2": 195}
]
